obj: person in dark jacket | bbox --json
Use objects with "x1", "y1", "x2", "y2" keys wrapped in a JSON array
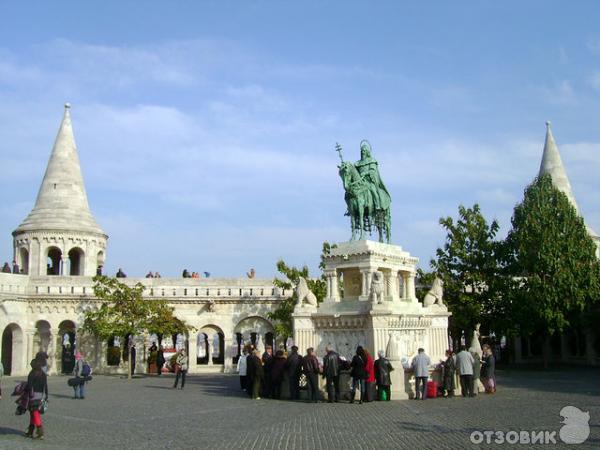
[
  {"x1": 270, "y1": 350, "x2": 287, "y2": 399},
  {"x1": 322, "y1": 346, "x2": 341, "y2": 403},
  {"x1": 156, "y1": 345, "x2": 165, "y2": 376},
  {"x1": 350, "y1": 346, "x2": 367, "y2": 404},
  {"x1": 285, "y1": 346, "x2": 302, "y2": 400},
  {"x1": 246, "y1": 350, "x2": 264, "y2": 399},
  {"x1": 26, "y1": 359, "x2": 48, "y2": 439},
  {"x1": 261, "y1": 345, "x2": 274, "y2": 398},
  {"x1": 302, "y1": 347, "x2": 320, "y2": 403},
  {"x1": 481, "y1": 344, "x2": 496, "y2": 394},
  {"x1": 374, "y1": 350, "x2": 394, "y2": 401},
  {"x1": 441, "y1": 349, "x2": 456, "y2": 397}
]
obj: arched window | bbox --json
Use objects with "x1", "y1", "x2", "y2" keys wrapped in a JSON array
[
  {"x1": 68, "y1": 247, "x2": 85, "y2": 276},
  {"x1": 47, "y1": 247, "x2": 62, "y2": 275}
]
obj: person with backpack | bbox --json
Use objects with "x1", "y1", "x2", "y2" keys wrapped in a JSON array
[{"x1": 72, "y1": 352, "x2": 91, "y2": 399}]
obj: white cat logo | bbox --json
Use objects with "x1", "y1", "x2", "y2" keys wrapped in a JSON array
[{"x1": 559, "y1": 406, "x2": 590, "y2": 444}]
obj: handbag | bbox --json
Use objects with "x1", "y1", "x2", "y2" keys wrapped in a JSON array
[{"x1": 39, "y1": 398, "x2": 48, "y2": 414}]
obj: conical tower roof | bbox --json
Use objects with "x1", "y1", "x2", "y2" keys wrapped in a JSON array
[
  {"x1": 538, "y1": 121, "x2": 598, "y2": 239},
  {"x1": 13, "y1": 104, "x2": 105, "y2": 236},
  {"x1": 538, "y1": 121, "x2": 580, "y2": 212}
]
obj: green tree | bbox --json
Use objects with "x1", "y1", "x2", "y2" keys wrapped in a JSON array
[
  {"x1": 267, "y1": 242, "x2": 334, "y2": 339},
  {"x1": 81, "y1": 276, "x2": 194, "y2": 379},
  {"x1": 431, "y1": 204, "x2": 503, "y2": 344},
  {"x1": 504, "y1": 174, "x2": 600, "y2": 366}
]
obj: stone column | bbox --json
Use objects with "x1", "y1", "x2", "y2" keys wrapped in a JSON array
[
  {"x1": 61, "y1": 256, "x2": 68, "y2": 276},
  {"x1": 406, "y1": 273, "x2": 417, "y2": 302},
  {"x1": 331, "y1": 272, "x2": 339, "y2": 301},
  {"x1": 188, "y1": 333, "x2": 198, "y2": 373},
  {"x1": 360, "y1": 270, "x2": 368, "y2": 297},
  {"x1": 207, "y1": 338, "x2": 213, "y2": 366},
  {"x1": 26, "y1": 329, "x2": 35, "y2": 365},
  {"x1": 223, "y1": 335, "x2": 234, "y2": 373}
]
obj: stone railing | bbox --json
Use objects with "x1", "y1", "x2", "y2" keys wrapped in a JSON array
[{"x1": 0, "y1": 274, "x2": 286, "y2": 301}]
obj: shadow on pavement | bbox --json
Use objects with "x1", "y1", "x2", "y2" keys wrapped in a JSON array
[{"x1": 0, "y1": 426, "x2": 25, "y2": 436}]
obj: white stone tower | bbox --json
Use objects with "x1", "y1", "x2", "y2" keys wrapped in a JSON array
[
  {"x1": 539, "y1": 122, "x2": 600, "y2": 256},
  {"x1": 12, "y1": 104, "x2": 107, "y2": 276}
]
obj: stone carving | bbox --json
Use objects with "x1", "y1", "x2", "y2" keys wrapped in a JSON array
[
  {"x1": 205, "y1": 299, "x2": 216, "y2": 312},
  {"x1": 423, "y1": 277, "x2": 446, "y2": 309},
  {"x1": 386, "y1": 332, "x2": 401, "y2": 360},
  {"x1": 336, "y1": 141, "x2": 391, "y2": 243},
  {"x1": 369, "y1": 271, "x2": 385, "y2": 304},
  {"x1": 295, "y1": 276, "x2": 318, "y2": 309}
]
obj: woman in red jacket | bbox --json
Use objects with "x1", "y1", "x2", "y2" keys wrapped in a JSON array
[{"x1": 363, "y1": 349, "x2": 376, "y2": 402}]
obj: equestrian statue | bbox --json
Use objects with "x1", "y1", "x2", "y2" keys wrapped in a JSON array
[{"x1": 336, "y1": 140, "x2": 391, "y2": 243}]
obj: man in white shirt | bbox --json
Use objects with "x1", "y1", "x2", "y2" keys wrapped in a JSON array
[
  {"x1": 456, "y1": 346, "x2": 475, "y2": 397},
  {"x1": 411, "y1": 348, "x2": 431, "y2": 400}
]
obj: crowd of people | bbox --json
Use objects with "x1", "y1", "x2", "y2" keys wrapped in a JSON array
[
  {"x1": 237, "y1": 343, "x2": 496, "y2": 403},
  {"x1": 237, "y1": 344, "x2": 397, "y2": 403},
  {"x1": 2, "y1": 260, "x2": 22, "y2": 274}
]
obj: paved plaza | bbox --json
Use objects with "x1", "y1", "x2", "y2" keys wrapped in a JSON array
[{"x1": 0, "y1": 368, "x2": 599, "y2": 450}]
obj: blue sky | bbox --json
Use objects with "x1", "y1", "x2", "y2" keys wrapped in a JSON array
[{"x1": 1, "y1": 2, "x2": 599, "y2": 277}]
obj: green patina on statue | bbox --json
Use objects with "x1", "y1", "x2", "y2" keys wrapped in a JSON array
[{"x1": 336, "y1": 140, "x2": 391, "y2": 243}]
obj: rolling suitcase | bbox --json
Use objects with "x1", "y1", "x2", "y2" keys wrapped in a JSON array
[{"x1": 427, "y1": 380, "x2": 438, "y2": 398}]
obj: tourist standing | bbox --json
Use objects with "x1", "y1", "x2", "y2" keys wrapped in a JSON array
[
  {"x1": 130, "y1": 344, "x2": 137, "y2": 376},
  {"x1": 322, "y1": 345, "x2": 341, "y2": 403},
  {"x1": 456, "y1": 346, "x2": 475, "y2": 397},
  {"x1": 481, "y1": 344, "x2": 496, "y2": 394},
  {"x1": 116, "y1": 268, "x2": 126, "y2": 278},
  {"x1": 262, "y1": 345, "x2": 274, "y2": 398},
  {"x1": 156, "y1": 345, "x2": 165, "y2": 376},
  {"x1": 411, "y1": 348, "x2": 431, "y2": 400},
  {"x1": 270, "y1": 350, "x2": 287, "y2": 399},
  {"x1": 441, "y1": 350, "x2": 456, "y2": 397},
  {"x1": 173, "y1": 349, "x2": 188, "y2": 389},
  {"x1": 374, "y1": 350, "x2": 394, "y2": 401},
  {"x1": 363, "y1": 349, "x2": 376, "y2": 402},
  {"x1": 302, "y1": 347, "x2": 320, "y2": 403},
  {"x1": 12, "y1": 260, "x2": 19, "y2": 274},
  {"x1": 285, "y1": 345, "x2": 302, "y2": 400},
  {"x1": 247, "y1": 349, "x2": 264, "y2": 399},
  {"x1": 1, "y1": 262, "x2": 10, "y2": 273},
  {"x1": 350, "y1": 346, "x2": 366, "y2": 404},
  {"x1": 72, "y1": 352, "x2": 90, "y2": 399},
  {"x1": 26, "y1": 360, "x2": 48, "y2": 439},
  {"x1": 237, "y1": 348, "x2": 248, "y2": 391}
]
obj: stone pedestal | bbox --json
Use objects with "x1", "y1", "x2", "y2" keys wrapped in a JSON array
[{"x1": 292, "y1": 240, "x2": 451, "y2": 400}]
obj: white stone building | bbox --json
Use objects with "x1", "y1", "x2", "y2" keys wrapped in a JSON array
[{"x1": 0, "y1": 105, "x2": 284, "y2": 376}]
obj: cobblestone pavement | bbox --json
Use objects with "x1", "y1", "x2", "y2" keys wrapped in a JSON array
[{"x1": 0, "y1": 367, "x2": 599, "y2": 450}]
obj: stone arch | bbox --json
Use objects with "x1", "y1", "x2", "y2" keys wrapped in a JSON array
[
  {"x1": 58, "y1": 320, "x2": 76, "y2": 374},
  {"x1": 234, "y1": 316, "x2": 274, "y2": 357},
  {"x1": 68, "y1": 247, "x2": 85, "y2": 276},
  {"x1": 18, "y1": 247, "x2": 29, "y2": 274},
  {"x1": 46, "y1": 246, "x2": 62, "y2": 275},
  {"x1": 1, "y1": 323, "x2": 24, "y2": 375},
  {"x1": 196, "y1": 324, "x2": 224, "y2": 365},
  {"x1": 96, "y1": 250, "x2": 105, "y2": 275}
]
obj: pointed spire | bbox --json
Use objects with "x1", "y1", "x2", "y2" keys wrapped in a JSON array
[
  {"x1": 538, "y1": 121, "x2": 580, "y2": 212},
  {"x1": 14, "y1": 104, "x2": 105, "y2": 235}
]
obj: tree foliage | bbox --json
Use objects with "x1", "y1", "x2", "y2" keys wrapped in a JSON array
[
  {"x1": 267, "y1": 242, "x2": 334, "y2": 338},
  {"x1": 81, "y1": 276, "x2": 194, "y2": 378},
  {"x1": 431, "y1": 204, "x2": 504, "y2": 340},
  {"x1": 504, "y1": 175, "x2": 600, "y2": 339}
]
